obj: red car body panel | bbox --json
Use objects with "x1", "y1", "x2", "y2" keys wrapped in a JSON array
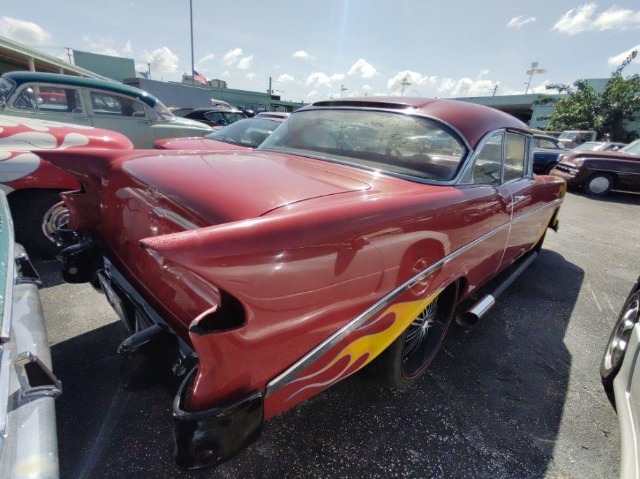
[
  {"x1": 0, "y1": 115, "x2": 133, "y2": 195},
  {"x1": 154, "y1": 136, "x2": 248, "y2": 151}
]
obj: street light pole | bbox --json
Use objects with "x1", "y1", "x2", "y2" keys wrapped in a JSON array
[
  {"x1": 190, "y1": 0, "x2": 195, "y2": 86},
  {"x1": 525, "y1": 61, "x2": 547, "y2": 94}
]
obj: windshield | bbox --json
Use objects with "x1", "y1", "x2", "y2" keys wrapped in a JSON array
[
  {"x1": 621, "y1": 139, "x2": 640, "y2": 156},
  {"x1": 152, "y1": 99, "x2": 175, "y2": 120},
  {"x1": 0, "y1": 78, "x2": 15, "y2": 107},
  {"x1": 205, "y1": 118, "x2": 281, "y2": 147},
  {"x1": 258, "y1": 109, "x2": 467, "y2": 182}
]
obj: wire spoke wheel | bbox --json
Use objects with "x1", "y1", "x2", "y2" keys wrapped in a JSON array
[{"x1": 400, "y1": 296, "x2": 448, "y2": 380}]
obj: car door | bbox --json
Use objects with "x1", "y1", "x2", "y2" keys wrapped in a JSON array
[
  {"x1": 495, "y1": 131, "x2": 541, "y2": 268},
  {"x1": 8, "y1": 83, "x2": 91, "y2": 127},
  {"x1": 84, "y1": 89, "x2": 156, "y2": 148},
  {"x1": 459, "y1": 132, "x2": 513, "y2": 285}
]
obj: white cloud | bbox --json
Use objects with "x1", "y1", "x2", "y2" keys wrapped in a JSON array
[
  {"x1": 306, "y1": 90, "x2": 321, "y2": 100},
  {"x1": 143, "y1": 47, "x2": 179, "y2": 73},
  {"x1": 245, "y1": 72, "x2": 257, "y2": 81},
  {"x1": 348, "y1": 59, "x2": 377, "y2": 78},
  {"x1": 293, "y1": 50, "x2": 309, "y2": 59},
  {"x1": 198, "y1": 53, "x2": 215, "y2": 64},
  {"x1": 0, "y1": 16, "x2": 50, "y2": 45},
  {"x1": 608, "y1": 45, "x2": 640, "y2": 66},
  {"x1": 82, "y1": 35, "x2": 133, "y2": 58},
  {"x1": 507, "y1": 16, "x2": 536, "y2": 29},
  {"x1": 387, "y1": 70, "x2": 437, "y2": 90},
  {"x1": 277, "y1": 74, "x2": 295, "y2": 83},
  {"x1": 362, "y1": 84, "x2": 371, "y2": 91},
  {"x1": 122, "y1": 41, "x2": 133, "y2": 57},
  {"x1": 553, "y1": 3, "x2": 640, "y2": 35},
  {"x1": 237, "y1": 55, "x2": 253, "y2": 70},
  {"x1": 223, "y1": 48, "x2": 243, "y2": 65},
  {"x1": 443, "y1": 78, "x2": 496, "y2": 97},
  {"x1": 305, "y1": 72, "x2": 345, "y2": 88}
]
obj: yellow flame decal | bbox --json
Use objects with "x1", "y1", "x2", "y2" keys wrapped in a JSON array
[{"x1": 288, "y1": 290, "x2": 442, "y2": 390}]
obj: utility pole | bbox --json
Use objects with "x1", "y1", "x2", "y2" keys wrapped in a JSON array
[
  {"x1": 340, "y1": 85, "x2": 347, "y2": 98},
  {"x1": 65, "y1": 47, "x2": 73, "y2": 64},
  {"x1": 268, "y1": 77, "x2": 272, "y2": 96},
  {"x1": 525, "y1": 61, "x2": 547, "y2": 94},
  {"x1": 400, "y1": 77, "x2": 411, "y2": 96},
  {"x1": 492, "y1": 84, "x2": 498, "y2": 96},
  {"x1": 147, "y1": 63, "x2": 151, "y2": 80},
  {"x1": 190, "y1": 0, "x2": 195, "y2": 85}
]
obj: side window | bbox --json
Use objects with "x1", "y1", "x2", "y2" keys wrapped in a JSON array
[
  {"x1": 504, "y1": 133, "x2": 526, "y2": 182},
  {"x1": 14, "y1": 85, "x2": 83, "y2": 113},
  {"x1": 90, "y1": 91, "x2": 146, "y2": 117},
  {"x1": 472, "y1": 134, "x2": 503, "y2": 186},
  {"x1": 204, "y1": 112, "x2": 226, "y2": 125},
  {"x1": 14, "y1": 87, "x2": 38, "y2": 110}
]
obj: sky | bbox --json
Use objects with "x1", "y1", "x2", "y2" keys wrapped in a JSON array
[{"x1": 1, "y1": 0, "x2": 640, "y2": 103}]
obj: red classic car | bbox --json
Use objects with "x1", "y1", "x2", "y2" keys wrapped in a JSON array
[
  {"x1": 40, "y1": 97, "x2": 565, "y2": 469},
  {"x1": 154, "y1": 117, "x2": 284, "y2": 151},
  {"x1": 0, "y1": 115, "x2": 133, "y2": 257}
]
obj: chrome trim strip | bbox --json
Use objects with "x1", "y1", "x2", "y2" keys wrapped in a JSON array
[
  {"x1": 0, "y1": 193, "x2": 15, "y2": 343},
  {"x1": 265, "y1": 197, "x2": 562, "y2": 397}
]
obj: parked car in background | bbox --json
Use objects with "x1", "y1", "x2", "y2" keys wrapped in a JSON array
[
  {"x1": 551, "y1": 138, "x2": 640, "y2": 196},
  {"x1": 0, "y1": 71, "x2": 212, "y2": 148},
  {"x1": 532, "y1": 134, "x2": 568, "y2": 174},
  {"x1": 254, "y1": 111, "x2": 291, "y2": 119},
  {"x1": 0, "y1": 115, "x2": 133, "y2": 257},
  {"x1": 0, "y1": 191, "x2": 61, "y2": 478},
  {"x1": 178, "y1": 106, "x2": 246, "y2": 129},
  {"x1": 155, "y1": 117, "x2": 284, "y2": 150},
  {"x1": 601, "y1": 276, "x2": 640, "y2": 479},
  {"x1": 41, "y1": 97, "x2": 565, "y2": 469},
  {"x1": 570, "y1": 141, "x2": 626, "y2": 153},
  {"x1": 558, "y1": 130, "x2": 597, "y2": 148}
]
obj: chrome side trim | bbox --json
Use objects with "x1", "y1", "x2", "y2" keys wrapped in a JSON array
[
  {"x1": 265, "y1": 198, "x2": 562, "y2": 397},
  {"x1": 0, "y1": 193, "x2": 15, "y2": 343}
]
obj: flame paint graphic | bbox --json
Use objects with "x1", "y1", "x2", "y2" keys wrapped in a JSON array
[{"x1": 264, "y1": 290, "x2": 441, "y2": 418}]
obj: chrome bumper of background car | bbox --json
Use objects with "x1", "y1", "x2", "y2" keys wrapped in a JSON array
[
  {"x1": 0, "y1": 214, "x2": 60, "y2": 479},
  {"x1": 173, "y1": 367, "x2": 263, "y2": 470}
]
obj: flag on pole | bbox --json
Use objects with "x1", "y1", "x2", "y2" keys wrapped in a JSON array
[{"x1": 193, "y1": 70, "x2": 207, "y2": 84}]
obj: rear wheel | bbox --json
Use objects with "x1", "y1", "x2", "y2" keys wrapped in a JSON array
[
  {"x1": 370, "y1": 284, "x2": 458, "y2": 388},
  {"x1": 10, "y1": 190, "x2": 66, "y2": 259},
  {"x1": 601, "y1": 291, "x2": 640, "y2": 408},
  {"x1": 584, "y1": 173, "x2": 613, "y2": 196}
]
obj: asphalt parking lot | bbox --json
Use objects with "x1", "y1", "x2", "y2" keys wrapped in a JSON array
[{"x1": 36, "y1": 190, "x2": 640, "y2": 479}]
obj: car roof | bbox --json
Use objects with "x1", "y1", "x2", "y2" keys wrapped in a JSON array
[
  {"x1": 301, "y1": 97, "x2": 530, "y2": 149},
  {"x1": 2, "y1": 71, "x2": 160, "y2": 109}
]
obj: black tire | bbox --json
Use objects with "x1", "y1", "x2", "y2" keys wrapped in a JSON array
[
  {"x1": 9, "y1": 190, "x2": 66, "y2": 259},
  {"x1": 584, "y1": 173, "x2": 613, "y2": 196},
  {"x1": 600, "y1": 291, "x2": 640, "y2": 408},
  {"x1": 369, "y1": 283, "x2": 458, "y2": 388}
]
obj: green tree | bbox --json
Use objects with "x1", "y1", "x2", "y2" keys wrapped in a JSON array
[{"x1": 545, "y1": 51, "x2": 640, "y2": 142}]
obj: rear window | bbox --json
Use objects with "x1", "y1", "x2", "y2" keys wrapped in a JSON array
[{"x1": 259, "y1": 109, "x2": 467, "y2": 182}]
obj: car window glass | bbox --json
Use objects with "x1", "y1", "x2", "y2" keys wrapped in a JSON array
[
  {"x1": 260, "y1": 109, "x2": 466, "y2": 182},
  {"x1": 14, "y1": 87, "x2": 38, "y2": 110},
  {"x1": 538, "y1": 138, "x2": 556, "y2": 149},
  {"x1": 90, "y1": 91, "x2": 146, "y2": 117},
  {"x1": 504, "y1": 133, "x2": 526, "y2": 182},
  {"x1": 471, "y1": 134, "x2": 503, "y2": 186}
]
